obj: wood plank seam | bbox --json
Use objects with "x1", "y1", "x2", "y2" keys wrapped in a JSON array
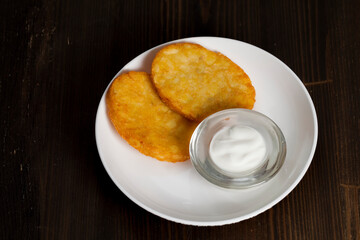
[
  {"x1": 304, "y1": 79, "x2": 333, "y2": 86},
  {"x1": 340, "y1": 184, "x2": 360, "y2": 240}
]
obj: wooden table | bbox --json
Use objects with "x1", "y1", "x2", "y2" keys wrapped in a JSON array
[{"x1": 1, "y1": 0, "x2": 359, "y2": 239}]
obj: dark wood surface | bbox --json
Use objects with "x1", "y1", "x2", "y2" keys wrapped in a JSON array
[{"x1": 1, "y1": 0, "x2": 359, "y2": 239}]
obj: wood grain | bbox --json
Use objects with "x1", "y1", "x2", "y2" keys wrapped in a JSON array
[{"x1": 1, "y1": 0, "x2": 359, "y2": 239}]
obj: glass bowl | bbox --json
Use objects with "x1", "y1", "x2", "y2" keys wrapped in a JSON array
[{"x1": 189, "y1": 108, "x2": 286, "y2": 189}]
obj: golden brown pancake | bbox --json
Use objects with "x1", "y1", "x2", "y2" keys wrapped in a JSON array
[
  {"x1": 106, "y1": 71, "x2": 196, "y2": 162},
  {"x1": 151, "y1": 43, "x2": 256, "y2": 121}
]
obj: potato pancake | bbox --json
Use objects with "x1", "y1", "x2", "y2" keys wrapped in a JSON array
[
  {"x1": 151, "y1": 43, "x2": 255, "y2": 121},
  {"x1": 106, "y1": 71, "x2": 196, "y2": 162}
]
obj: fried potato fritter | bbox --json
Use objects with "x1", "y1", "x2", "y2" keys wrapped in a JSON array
[
  {"x1": 106, "y1": 71, "x2": 196, "y2": 162},
  {"x1": 151, "y1": 43, "x2": 256, "y2": 121}
]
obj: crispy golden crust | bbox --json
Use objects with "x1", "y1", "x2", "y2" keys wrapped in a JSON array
[
  {"x1": 106, "y1": 71, "x2": 196, "y2": 162},
  {"x1": 151, "y1": 43, "x2": 256, "y2": 121}
]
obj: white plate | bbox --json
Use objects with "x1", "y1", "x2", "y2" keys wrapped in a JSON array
[{"x1": 95, "y1": 37, "x2": 318, "y2": 226}]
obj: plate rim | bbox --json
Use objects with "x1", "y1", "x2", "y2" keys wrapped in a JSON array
[{"x1": 95, "y1": 36, "x2": 318, "y2": 226}]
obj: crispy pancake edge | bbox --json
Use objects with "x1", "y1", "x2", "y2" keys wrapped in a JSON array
[
  {"x1": 106, "y1": 71, "x2": 195, "y2": 162},
  {"x1": 151, "y1": 43, "x2": 256, "y2": 121}
]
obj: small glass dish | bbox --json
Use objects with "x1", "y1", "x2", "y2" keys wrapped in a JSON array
[{"x1": 189, "y1": 108, "x2": 286, "y2": 189}]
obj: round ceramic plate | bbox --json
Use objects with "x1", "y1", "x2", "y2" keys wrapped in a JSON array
[{"x1": 95, "y1": 37, "x2": 318, "y2": 226}]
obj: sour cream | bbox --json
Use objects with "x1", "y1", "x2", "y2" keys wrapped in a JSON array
[{"x1": 209, "y1": 125, "x2": 267, "y2": 174}]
